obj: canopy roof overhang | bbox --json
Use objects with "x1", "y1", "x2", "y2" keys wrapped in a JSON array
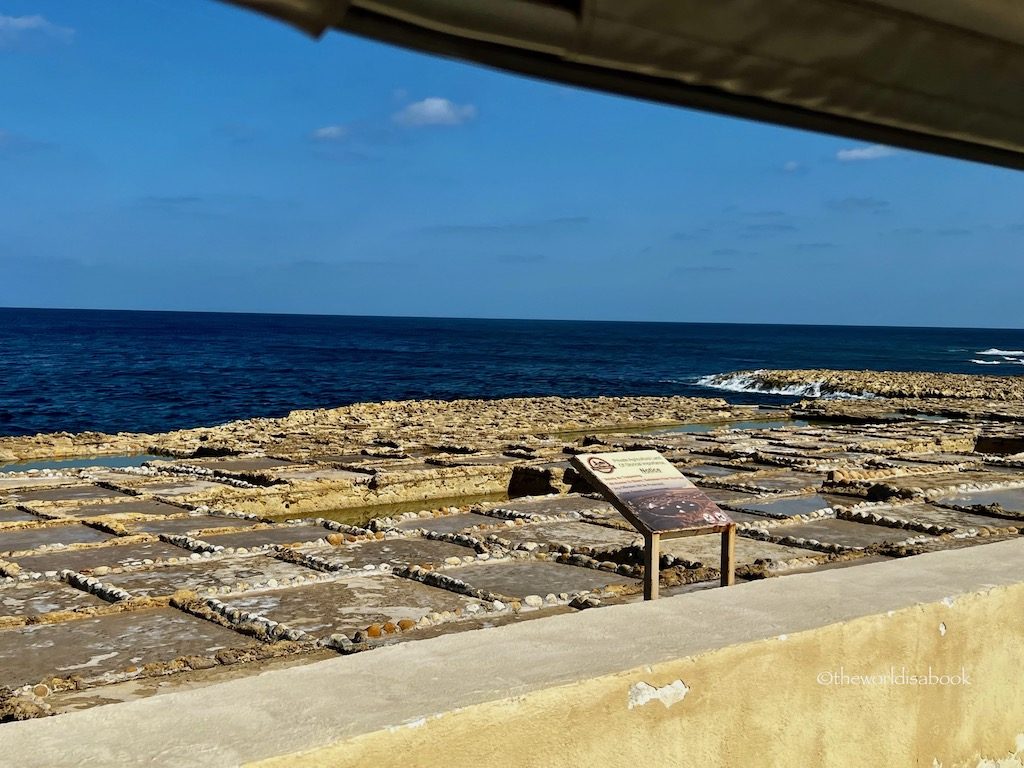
[{"x1": 219, "y1": 0, "x2": 1024, "y2": 170}]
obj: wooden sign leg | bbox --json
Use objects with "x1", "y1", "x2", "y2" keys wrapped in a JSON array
[
  {"x1": 720, "y1": 524, "x2": 736, "y2": 587},
  {"x1": 644, "y1": 532, "x2": 660, "y2": 601}
]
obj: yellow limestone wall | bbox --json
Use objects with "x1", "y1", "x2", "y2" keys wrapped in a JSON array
[{"x1": 251, "y1": 584, "x2": 1024, "y2": 768}]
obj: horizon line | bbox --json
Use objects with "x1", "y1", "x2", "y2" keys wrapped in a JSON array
[{"x1": 1, "y1": 304, "x2": 1022, "y2": 333}]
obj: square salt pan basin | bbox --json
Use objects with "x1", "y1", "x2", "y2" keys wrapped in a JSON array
[
  {"x1": 196, "y1": 524, "x2": 331, "y2": 550},
  {"x1": 661, "y1": 536, "x2": 820, "y2": 568},
  {"x1": 0, "y1": 477, "x2": 82, "y2": 493},
  {"x1": 731, "y1": 494, "x2": 845, "y2": 518},
  {"x1": 49, "y1": 499, "x2": 190, "y2": 520},
  {"x1": 490, "y1": 521, "x2": 640, "y2": 553},
  {"x1": 124, "y1": 514, "x2": 261, "y2": 537},
  {"x1": 9, "y1": 541, "x2": 193, "y2": 575},
  {"x1": 391, "y1": 512, "x2": 506, "y2": 535},
  {"x1": 217, "y1": 574, "x2": 476, "y2": 640},
  {"x1": 683, "y1": 464, "x2": 754, "y2": 478},
  {"x1": 730, "y1": 472, "x2": 825, "y2": 493},
  {"x1": 0, "y1": 524, "x2": 113, "y2": 555},
  {"x1": 184, "y1": 457, "x2": 295, "y2": 472},
  {"x1": 442, "y1": 560, "x2": 638, "y2": 600},
  {"x1": 699, "y1": 488, "x2": 766, "y2": 506},
  {"x1": 0, "y1": 506, "x2": 41, "y2": 524},
  {"x1": 6, "y1": 485, "x2": 133, "y2": 504},
  {"x1": 487, "y1": 495, "x2": 613, "y2": 518},
  {"x1": 937, "y1": 488, "x2": 1024, "y2": 514},
  {"x1": 296, "y1": 537, "x2": 478, "y2": 569},
  {"x1": 271, "y1": 467, "x2": 372, "y2": 483},
  {"x1": 725, "y1": 509, "x2": 801, "y2": 526},
  {"x1": 765, "y1": 518, "x2": 921, "y2": 548},
  {"x1": 125, "y1": 479, "x2": 233, "y2": 497},
  {"x1": 0, "y1": 579, "x2": 108, "y2": 618},
  {"x1": 883, "y1": 471, "x2": 1021, "y2": 494},
  {"x1": 872, "y1": 502, "x2": 1020, "y2": 532},
  {"x1": 100, "y1": 555, "x2": 322, "y2": 598},
  {"x1": 0, "y1": 607, "x2": 257, "y2": 689}
]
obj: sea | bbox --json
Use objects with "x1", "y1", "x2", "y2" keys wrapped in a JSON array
[{"x1": 1, "y1": 307, "x2": 1022, "y2": 438}]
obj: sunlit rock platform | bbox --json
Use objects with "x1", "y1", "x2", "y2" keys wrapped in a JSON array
[{"x1": 0, "y1": 381, "x2": 1022, "y2": 729}]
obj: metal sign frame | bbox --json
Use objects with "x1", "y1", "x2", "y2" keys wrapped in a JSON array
[{"x1": 570, "y1": 450, "x2": 736, "y2": 600}]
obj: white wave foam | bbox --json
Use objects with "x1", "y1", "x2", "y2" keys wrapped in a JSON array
[
  {"x1": 697, "y1": 371, "x2": 875, "y2": 400},
  {"x1": 971, "y1": 359, "x2": 1002, "y2": 365},
  {"x1": 977, "y1": 348, "x2": 1024, "y2": 356}
]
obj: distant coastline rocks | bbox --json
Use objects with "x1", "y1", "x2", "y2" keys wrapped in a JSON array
[{"x1": 700, "y1": 369, "x2": 1024, "y2": 402}]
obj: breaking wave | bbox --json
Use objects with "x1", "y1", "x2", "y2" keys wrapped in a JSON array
[
  {"x1": 696, "y1": 370, "x2": 876, "y2": 400},
  {"x1": 970, "y1": 358, "x2": 1024, "y2": 366},
  {"x1": 969, "y1": 348, "x2": 1024, "y2": 367}
]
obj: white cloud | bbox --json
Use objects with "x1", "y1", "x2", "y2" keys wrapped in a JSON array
[
  {"x1": 393, "y1": 97, "x2": 477, "y2": 127},
  {"x1": 782, "y1": 160, "x2": 801, "y2": 173},
  {"x1": 311, "y1": 125, "x2": 348, "y2": 141},
  {"x1": 836, "y1": 144, "x2": 898, "y2": 162},
  {"x1": 0, "y1": 14, "x2": 74, "y2": 47}
]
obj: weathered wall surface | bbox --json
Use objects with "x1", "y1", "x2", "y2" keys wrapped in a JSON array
[
  {"x1": 249, "y1": 543, "x2": 1024, "y2": 768},
  {"x1": 4, "y1": 540, "x2": 1022, "y2": 768},
  {"x1": 252, "y1": 582, "x2": 1024, "y2": 768}
]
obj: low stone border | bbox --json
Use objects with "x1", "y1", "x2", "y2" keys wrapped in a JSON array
[
  {"x1": 0, "y1": 470, "x2": 80, "y2": 481},
  {"x1": 193, "y1": 505, "x2": 268, "y2": 523},
  {"x1": 737, "y1": 550, "x2": 867, "y2": 580},
  {"x1": 394, "y1": 561, "x2": 510, "y2": 602},
  {"x1": 824, "y1": 477, "x2": 1024, "y2": 503},
  {"x1": 932, "y1": 500, "x2": 1024, "y2": 523},
  {"x1": 836, "y1": 507, "x2": 957, "y2": 536},
  {"x1": 269, "y1": 545, "x2": 353, "y2": 573},
  {"x1": 176, "y1": 520, "x2": 343, "y2": 556},
  {"x1": 726, "y1": 507, "x2": 838, "y2": 530},
  {"x1": 196, "y1": 595, "x2": 310, "y2": 643},
  {"x1": 326, "y1": 595, "x2": 515, "y2": 654},
  {"x1": 317, "y1": 518, "x2": 372, "y2": 537},
  {"x1": 420, "y1": 530, "x2": 490, "y2": 553},
  {"x1": 136, "y1": 463, "x2": 259, "y2": 489},
  {"x1": 61, "y1": 569, "x2": 132, "y2": 603},
  {"x1": 479, "y1": 505, "x2": 589, "y2": 523},
  {"x1": 0, "y1": 534, "x2": 197, "y2": 578},
  {"x1": 367, "y1": 504, "x2": 511, "y2": 534},
  {"x1": 826, "y1": 463, "x2": 974, "y2": 483},
  {"x1": 269, "y1": 530, "x2": 487, "y2": 573},
  {"x1": 739, "y1": 526, "x2": 866, "y2": 555},
  {"x1": 741, "y1": 524, "x2": 939, "y2": 555}
]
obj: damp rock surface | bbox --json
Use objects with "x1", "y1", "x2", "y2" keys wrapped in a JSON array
[
  {"x1": 0, "y1": 608, "x2": 257, "y2": 689},
  {"x1": 9, "y1": 541, "x2": 193, "y2": 575},
  {"x1": 217, "y1": 574, "x2": 476, "y2": 639},
  {"x1": 443, "y1": 560, "x2": 638, "y2": 600},
  {"x1": 296, "y1": 537, "x2": 477, "y2": 570},
  {"x1": 100, "y1": 555, "x2": 320, "y2": 598},
  {"x1": 0, "y1": 525, "x2": 114, "y2": 554},
  {"x1": 0, "y1": 579, "x2": 108, "y2": 618}
]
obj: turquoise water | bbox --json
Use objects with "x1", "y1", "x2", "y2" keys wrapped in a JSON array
[
  {"x1": 0, "y1": 454, "x2": 163, "y2": 474},
  {"x1": 656, "y1": 418, "x2": 810, "y2": 433}
]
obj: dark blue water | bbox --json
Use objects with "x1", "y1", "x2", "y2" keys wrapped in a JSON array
[{"x1": 1, "y1": 308, "x2": 1022, "y2": 437}]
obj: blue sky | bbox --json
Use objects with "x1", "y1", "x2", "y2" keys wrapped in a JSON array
[{"x1": 2, "y1": 1, "x2": 1023, "y2": 327}]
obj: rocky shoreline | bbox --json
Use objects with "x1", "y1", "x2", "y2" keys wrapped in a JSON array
[
  {"x1": 0, "y1": 395, "x2": 740, "y2": 465},
  {"x1": 702, "y1": 368, "x2": 1024, "y2": 401}
]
